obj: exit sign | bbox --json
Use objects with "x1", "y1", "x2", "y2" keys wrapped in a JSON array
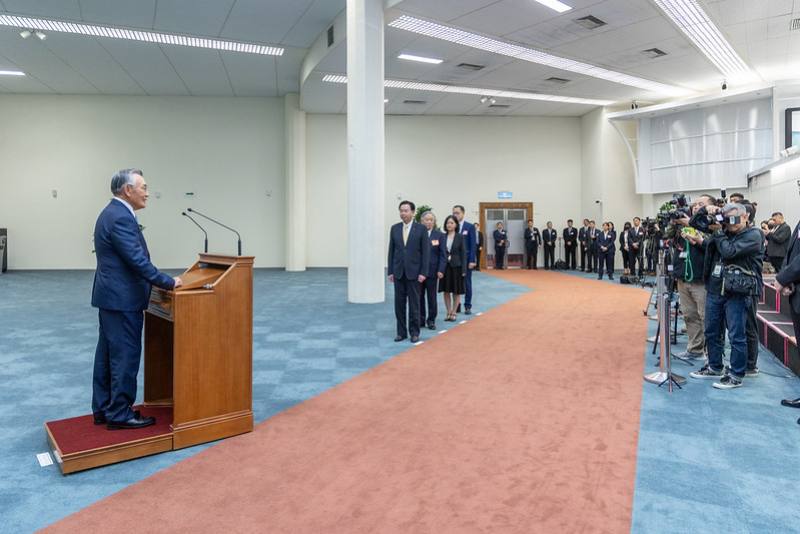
[{"x1": 497, "y1": 191, "x2": 513, "y2": 200}]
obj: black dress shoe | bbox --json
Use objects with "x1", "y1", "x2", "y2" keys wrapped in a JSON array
[
  {"x1": 427, "y1": 323, "x2": 436, "y2": 330},
  {"x1": 410, "y1": 335, "x2": 420, "y2": 343},
  {"x1": 94, "y1": 410, "x2": 140, "y2": 425},
  {"x1": 456, "y1": 304, "x2": 462, "y2": 313},
  {"x1": 781, "y1": 397, "x2": 800, "y2": 408},
  {"x1": 394, "y1": 335, "x2": 407, "y2": 342},
  {"x1": 464, "y1": 309, "x2": 472, "y2": 315},
  {"x1": 107, "y1": 415, "x2": 156, "y2": 430}
]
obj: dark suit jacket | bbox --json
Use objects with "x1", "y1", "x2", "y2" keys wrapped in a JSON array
[
  {"x1": 493, "y1": 229, "x2": 508, "y2": 249},
  {"x1": 543, "y1": 229, "x2": 557, "y2": 247},
  {"x1": 766, "y1": 222, "x2": 791, "y2": 258},
  {"x1": 628, "y1": 226, "x2": 645, "y2": 252},
  {"x1": 424, "y1": 229, "x2": 447, "y2": 279},
  {"x1": 459, "y1": 221, "x2": 478, "y2": 264},
  {"x1": 91, "y1": 199, "x2": 175, "y2": 312},
  {"x1": 388, "y1": 221, "x2": 430, "y2": 280},
  {"x1": 596, "y1": 231, "x2": 616, "y2": 253},
  {"x1": 587, "y1": 228, "x2": 599, "y2": 250},
  {"x1": 563, "y1": 227, "x2": 578, "y2": 249},
  {"x1": 579, "y1": 226, "x2": 589, "y2": 249},
  {"x1": 444, "y1": 232, "x2": 467, "y2": 269},
  {"x1": 477, "y1": 230, "x2": 485, "y2": 251},
  {"x1": 524, "y1": 227, "x2": 541, "y2": 248},
  {"x1": 777, "y1": 222, "x2": 800, "y2": 313}
]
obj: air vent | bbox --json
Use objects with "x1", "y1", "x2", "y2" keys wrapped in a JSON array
[
  {"x1": 488, "y1": 104, "x2": 511, "y2": 108},
  {"x1": 791, "y1": 18, "x2": 800, "y2": 31},
  {"x1": 327, "y1": 26, "x2": 334, "y2": 47},
  {"x1": 641, "y1": 47, "x2": 667, "y2": 59},
  {"x1": 456, "y1": 62, "x2": 485, "y2": 71},
  {"x1": 403, "y1": 99, "x2": 427, "y2": 105},
  {"x1": 545, "y1": 76, "x2": 571, "y2": 84},
  {"x1": 574, "y1": 15, "x2": 607, "y2": 30}
]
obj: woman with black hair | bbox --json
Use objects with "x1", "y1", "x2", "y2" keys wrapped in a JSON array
[{"x1": 439, "y1": 215, "x2": 467, "y2": 322}]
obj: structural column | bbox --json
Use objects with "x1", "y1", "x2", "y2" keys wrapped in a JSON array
[
  {"x1": 284, "y1": 93, "x2": 307, "y2": 272},
  {"x1": 346, "y1": 0, "x2": 385, "y2": 303}
]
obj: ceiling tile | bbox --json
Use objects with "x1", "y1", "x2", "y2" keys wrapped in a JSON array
[
  {"x1": 99, "y1": 39, "x2": 189, "y2": 95},
  {"x1": 392, "y1": 0, "x2": 499, "y2": 24},
  {"x1": 77, "y1": 0, "x2": 156, "y2": 28},
  {"x1": 280, "y1": 0, "x2": 344, "y2": 48},
  {"x1": 154, "y1": 0, "x2": 235, "y2": 37},
  {"x1": 219, "y1": 0, "x2": 315, "y2": 44},
  {"x1": 221, "y1": 52, "x2": 277, "y2": 96},
  {"x1": 0, "y1": 0, "x2": 81, "y2": 19},
  {"x1": 276, "y1": 46, "x2": 307, "y2": 95},
  {"x1": 160, "y1": 45, "x2": 234, "y2": 96}
]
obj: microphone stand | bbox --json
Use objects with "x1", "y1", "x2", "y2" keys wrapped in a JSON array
[
  {"x1": 187, "y1": 208, "x2": 242, "y2": 256},
  {"x1": 182, "y1": 211, "x2": 208, "y2": 253}
]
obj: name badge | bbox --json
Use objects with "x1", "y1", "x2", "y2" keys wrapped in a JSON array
[
  {"x1": 432, "y1": 240, "x2": 439, "y2": 246},
  {"x1": 712, "y1": 264, "x2": 722, "y2": 277},
  {"x1": 679, "y1": 251, "x2": 687, "y2": 259},
  {"x1": 462, "y1": 230, "x2": 468, "y2": 235}
]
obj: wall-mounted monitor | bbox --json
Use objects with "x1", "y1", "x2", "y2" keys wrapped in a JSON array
[{"x1": 786, "y1": 107, "x2": 800, "y2": 149}]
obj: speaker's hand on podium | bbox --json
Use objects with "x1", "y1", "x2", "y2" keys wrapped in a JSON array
[{"x1": 173, "y1": 277, "x2": 183, "y2": 289}]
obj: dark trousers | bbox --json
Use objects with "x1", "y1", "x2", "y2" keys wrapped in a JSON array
[
  {"x1": 544, "y1": 245, "x2": 555, "y2": 269},
  {"x1": 631, "y1": 249, "x2": 644, "y2": 276},
  {"x1": 646, "y1": 253, "x2": 655, "y2": 273},
  {"x1": 621, "y1": 249, "x2": 629, "y2": 271},
  {"x1": 792, "y1": 309, "x2": 800, "y2": 347},
  {"x1": 464, "y1": 268, "x2": 473, "y2": 309},
  {"x1": 770, "y1": 256, "x2": 785, "y2": 271},
  {"x1": 394, "y1": 277, "x2": 421, "y2": 338},
  {"x1": 420, "y1": 277, "x2": 438, "y2": 326},
  {"x1": 580, "y1": 245, "x2": 588, "y2": 270},
  {"x1": 598, "y1": 250, "x2": 614, "y2": 278},
  {"x1": 92, "y1": 309, "x2": 144, "y2": 423},
  {"x1": 494, "y1": 247, "x2": 505, "y2": 269},
  {"x1": 705, "y1": 292, "x2": 749, "y2": 378},
  {"x1": 476, "y1": 249, "x2": 482, "y2": 271},
  {"x1": 746, "y1": 294, "x2": 759, "y2": 370},
  {"x1": 525, "y1": 245, "x2": 538, "y2": 269},
  {"x1": 565, "y1": 246, "x2": 577, "y2": 269},
  {"x1": 587, "y1": 247, "x2": 597, "y2": 272}
]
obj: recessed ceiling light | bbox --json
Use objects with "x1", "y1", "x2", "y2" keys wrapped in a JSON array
[
  {"x1": 574, "y1": 15, "x2": 607, "y2": 30},
  {"x1": 388, "y1": 15, "x2": 688, "y2": 96},
  {"x1": 0, "y1": 70, "x2": 25, "y2": 76},
  {"x1": 532, "y1": 0, "x2": 572, "y2": 13},
  {"x1": 0, "y1": 13, "x2": 283, "y2": 56},
  {"x1": 652, "y1": 0, "x2": 752, "y2": 80},
  {"x1": 398, "y1": 53, "x2": 443, "y2": 64},
  {"x1": 322, "y1": 73, "x2": 615, "y2": 106}
]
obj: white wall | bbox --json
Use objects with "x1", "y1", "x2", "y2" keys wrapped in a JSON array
[
  {"x1": 0, "y1": 95, "x2": 285, "y2": 270},
  {"x1": 306, "y1": 114, "x2": 583, "y2": 267}
]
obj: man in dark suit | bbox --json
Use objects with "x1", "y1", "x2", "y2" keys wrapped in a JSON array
[
  {"x1": 596, "y1": 222, "x2": 616, "y2": 280},
  {"x1": 563, "y1": 219, "x2": 578, "y2": 270},
  {"x1": 524, "y1": 219, "x2": 541, "y2": 269},
  {"x1": 543, "y1": 221, "x2": 557, "y2": 270},
  {"x1": 493, "y1": 222, "x2": 508, "y2": 269},
  {"x1": 388, "y1": 200, "x2": 430, "y2": 342},
  {"x1": 776, "y1": 217, "x2": 800, "y2": 417},
  {"x1": 453, "y1": 205, "x2": 477, "y2": 314},
  {"x1": 586, "y1": 220, "x2": 599, "y2": 273},
  {"x1": 419, "y1": 211, "x2": 446, "y2": 330},
  {"x1": 766, "y1": 212, "x2": 791, "y2": 271},
  {"x1": 474, "y1": 222, "x2": 485, "y2": 271},
  {"x1": 92, "y1": 169, "x2": 182, "y2": 430},
  {"x1": 578, "y1": 218, "x2": 590, "y2": 271},
  {"x1": 628, "y1": 217, "x2": 646, "y2": 276}
]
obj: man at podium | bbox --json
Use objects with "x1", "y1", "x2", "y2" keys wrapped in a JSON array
[{"x1": 91, "y1": 169, "x2": 182, "y2": 430}]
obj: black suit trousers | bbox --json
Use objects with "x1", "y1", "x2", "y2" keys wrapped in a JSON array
[
  {"x1": 587, "y1": 247, "x2": 597, "y2": 272},
  {"x1": 395, "y1": 277, "x2": 421, "y2": 337},
  {"x1": 580, "y1": 246, "x2": 587, "y2": 270},
  {"x1": 565, "y1": 246, "x2": 577, "y2": 269},
  {"x1": 770, "y1": 256, "x2": 785, "y2": 271},
  {"x1": 420, "y1": 277, "x2": 438, "y2": 325},
  {"x1": 525, "y1": 245, "x2": 538, "y2": 269},
  {"x1": 544, "y1": 245, "x2": 555, "y2": 269},
  {"x1": 598, "y1": 250, "x2": 614, "y2": 278}
]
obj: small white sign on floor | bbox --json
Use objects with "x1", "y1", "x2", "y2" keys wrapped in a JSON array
[
  {"x1": 459, "y1": 320, "x2": 467, "y2": 325},
  {"x1": 476, "y1": 312, "x2": 483, "y2": 316},
  {"x1": 37, "y1": 452, "x2": 54, "y2": 467},
  {"x1": 438, "y1": 330, "x2": 447, "y2": 334}
]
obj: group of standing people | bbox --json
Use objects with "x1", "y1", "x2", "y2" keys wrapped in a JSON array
[{"x1": 387, "y1": 202, "x2": 478, "y2": 343}]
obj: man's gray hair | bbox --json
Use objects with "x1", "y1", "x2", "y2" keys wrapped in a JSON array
[
  {"x1": 110, "y1": 168, "x2": 143, "y2": 195},
  {"x1": 420, "y1": 210, "x2": 435, "y2": 222},
  {"x1": 723, "y1": 202, "x2": 747, "y2": 218}
]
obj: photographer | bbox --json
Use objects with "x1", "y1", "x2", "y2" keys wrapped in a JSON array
[
  {"x1": 666, "y1": 195, "x2": 714, "y2": 360},
  {"x1": 688, "y1": 203, "x2": 763, "y2": 389}
]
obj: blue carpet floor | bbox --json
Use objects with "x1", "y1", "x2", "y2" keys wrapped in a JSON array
[{"x1": 0, "y1": 268, "x2": 528, "y2": 533}]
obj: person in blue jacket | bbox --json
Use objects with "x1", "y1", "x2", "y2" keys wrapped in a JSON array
[
  {"x1": 419, "y1": 211, "x2": 447, "y2": 330},
  {"x1": 91, "y1": 169, "x2": 182, "y2": 430},
  {"x1": 452, "y1": 205, "x2": 477, "y2": 314}
]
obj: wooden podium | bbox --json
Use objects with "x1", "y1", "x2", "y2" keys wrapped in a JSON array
[{"x1": 45, "y1": 253, "x2": 254, "y2": 474}]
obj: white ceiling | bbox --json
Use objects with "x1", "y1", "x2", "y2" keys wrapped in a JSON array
[
  {"x1": 0, "y1": 0, "x2": 344, "y2": 96},
  {"x1": 0, "y1": 0, "x2": 798, "y2": 116}
]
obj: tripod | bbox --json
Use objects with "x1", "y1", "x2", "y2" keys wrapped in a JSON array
[{"x1": 644, "y1": 249, "x2": 687, "y2": 391}]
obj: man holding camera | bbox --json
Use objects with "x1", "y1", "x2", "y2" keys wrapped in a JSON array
[
  {"x1": 668, "y1": 195, "x2": 714, "y2": 360},
  {"x1": 688, "y1": 203, "x2": 763, "y2": 389}
]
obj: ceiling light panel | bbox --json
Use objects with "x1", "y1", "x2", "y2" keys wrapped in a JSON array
[
  {"x1": 322, "y1": 73, "x2": 614, "y2": 106},
  {"x1": 0, "y1": 13, "x2": 284, "y2": 56},
  {"x1": 398, "y1": 53, "x2": 444, "y2": 64},
  {"x1": 0, "y1": 70, "x2": 25, "y2": 76},
  {"x1": 388, "y1": 15, "x2": 688, "y2": 96},
  {"x1": 651, "y1": 0, "x2": 751, "y2": 78},
  {"x1": 532, "y1": 0, "x2": 573, "y2": 14}
]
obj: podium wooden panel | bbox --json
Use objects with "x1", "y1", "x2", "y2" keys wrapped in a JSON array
[{"x1": 45, "y1": 253, "x2": 254, "y2": 474}]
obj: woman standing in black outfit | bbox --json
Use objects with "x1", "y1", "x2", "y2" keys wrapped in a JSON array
[
  {"x1": 439, "y1": 215, "x2": 467, "y2": 322},
  {"x1": 620, "y1": 221, "x2": 632, "y2": 275}
]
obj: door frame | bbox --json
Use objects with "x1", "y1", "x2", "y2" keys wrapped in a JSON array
[{"x1": 478, "y1": 201, "x2": 534, "y2": 271}]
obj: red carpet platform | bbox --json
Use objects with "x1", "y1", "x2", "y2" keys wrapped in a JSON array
[
  {"x1": 45, "y1": 406, "x2": 173, "y2": 474},
  {"x1": 757, "y1": 279, "x2": 799, "y2": 375}
]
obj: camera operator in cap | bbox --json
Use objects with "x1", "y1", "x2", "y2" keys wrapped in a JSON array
[
  {"x1": 666, "y1": 194, "x2": 714, "y2": 361},
  {"x1": 688, "y1": 203, "x2": 763, "y2": 389},
  {"x1": 776, "y1": 205, "x2": 800, "y2": 418}
]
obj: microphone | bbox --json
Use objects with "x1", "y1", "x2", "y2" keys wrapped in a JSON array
[
  {"x1": 186, "y1": 208, "x2": 242, "y2": 256},
  {"x1": 182, "y1": 211, "x2": 208, "y2": 253}
]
